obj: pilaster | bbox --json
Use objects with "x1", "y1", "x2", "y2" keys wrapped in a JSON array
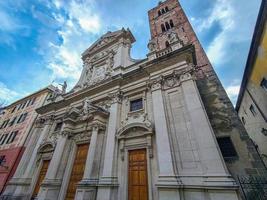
[
  {"x1": 96, "y1": 91, "x2": 122, "y2": 200},
  {"x1": 75, "y1": 122, "x2": 106, "y2": 200},
  {"x1": 150, "y1": 78, "x2": 181, "y2": 200}
]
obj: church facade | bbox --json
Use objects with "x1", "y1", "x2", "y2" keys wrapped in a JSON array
[{"x1": 2, "y1": 0, "x2": 266, "y2": 200}]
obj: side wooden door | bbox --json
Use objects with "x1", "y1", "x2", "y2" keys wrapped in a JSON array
[
  {"x1": 32, "y1": 160, "x2": 50, "y2": 198},
  {"x1": 128, "y1": 149, "x2": 148, "y2": 200},
  {"x1": 65, "y1": 143, "x2": 89, "y2": 200}
]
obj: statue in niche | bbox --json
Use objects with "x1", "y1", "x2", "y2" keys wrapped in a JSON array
[
  {"x1": 105, "y1": 50, "x2": 115, "y2": 77},
  {"x1": 84, "y1": 57, "x2": 93, "y2": 84},
  {"x1": 147, "y1": 39, "x2": 156, "y2": 52},
  {"x1": 82, "y1": 97, "x2": 91, "y2": 115},
  {"x1": 168, "y1": 31, "x2": 179, "y2": 44}
]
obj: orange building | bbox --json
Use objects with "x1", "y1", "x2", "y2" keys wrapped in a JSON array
[{"x1": 0, "y1": 86, "x2": 57, "y2": 193}]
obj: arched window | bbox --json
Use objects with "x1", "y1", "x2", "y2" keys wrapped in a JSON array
[
  {"x1": 165, "y1": 6, "x2": 169, "y2": 12},
  {"x1": 165, "y1": 41, "x2": 170, "y2": 48},
  {"x1": 158, "y1": 10, "x2": 161, "y2": 16},
  {"x1": 161, "y1": 24, "x2": 166, "y2": 32},
  {"x1": 170, "y1": 19, "x2": 174, "y2": 28},
  {"x1": 181, "y1": 27, "x2": 185, "y2": 32},
  {"x1": 161, "y1": 8, "x2": 165, "y2": 13},
  {"x1": 165, "y1": 22, "x2": 170, "y2": 30}
]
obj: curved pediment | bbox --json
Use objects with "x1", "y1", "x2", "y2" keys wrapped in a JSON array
[
  {"x1": 38, "y1": 142, "x2": 55, "y2": 154},
  {"x1": 117, "y1": 122, "x2": 153, "y2": 139}
]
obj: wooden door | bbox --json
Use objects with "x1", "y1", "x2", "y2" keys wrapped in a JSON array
[
  {"x1": 65, "y1": 143, "x2": 89, "y2": 200},
  {"x1": 128, "y1": 149, "x2": 148, "y2": 200},
  {"x1": 32, "y1": 160, "x2": 50, "y2": 198}
]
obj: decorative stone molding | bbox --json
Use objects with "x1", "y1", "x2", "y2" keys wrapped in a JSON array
[
  {"x1": 71, "y1": 131, "x2": 91, "y2": 143},
  {"x1": 108, "y1": 91, "x2": 123, "y2": 104},
  {"x1": 117, "y1": 123, "x2": 154, "y2": 161},
  {"x1": 150, "y1": 76, "x2": 164, "y2": 91},
  {"x1": 92, "y1": 122, "x2": 106, "y2": 132},
  {"x1": 43, "y1": 114, "x2": 55, "y2": 125},
  {"x1": 35, "y1": 117, "x2": 46, "y2": 128}
]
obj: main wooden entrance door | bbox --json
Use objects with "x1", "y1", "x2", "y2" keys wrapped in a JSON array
[
  {"x1": 65, "y1": 143, "x2": 89, "y2": 200},
  {"x1": 32, "y1": 160, "x2": 50, "y2": 198},
  {"x1": 128, "y1": 149, "x2": 148, "y2": 200}
]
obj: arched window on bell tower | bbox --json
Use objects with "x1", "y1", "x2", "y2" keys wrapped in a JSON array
[
  {"x1": 165, "y1": 6, "x2": 169, "y2": 12},
  {"x1": 170, "y1": 19, "x2": 174, "y2": 28},
  {"x1": 158, "y1": 10, "x2": 161, "y2": 16},
  {"x1": 165, "y1": 22, "x2": 170, "y2": 30},
  {"x1": 161, "y1": 8, "x2": 165, "y2": 14},
  {"x1": 161, "y1": 24, "x2": 166, "y2": 32}
]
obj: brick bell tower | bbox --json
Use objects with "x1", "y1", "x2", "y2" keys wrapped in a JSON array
[
  {"x1": 148, "y1": 0, "x2": 211, "y2": 74},
  {"x1": 147, "y1": 0, "x2": 267, "y2": 183}
]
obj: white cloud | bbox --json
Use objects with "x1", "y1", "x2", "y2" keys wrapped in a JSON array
[
  {"x1": 36, "y1": 0, "x2": 102, "y2": 89},
  {"x1": 194, "y1": 0, "x2": 260, "y2": 66},
  {"x1": 225, "y1": 80, "x2": 241, "y2": 105},
  {"x1": 0, "y1": 82, "x2": 21, "y2": 104}
]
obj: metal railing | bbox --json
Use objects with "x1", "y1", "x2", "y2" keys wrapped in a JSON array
[{"x1": 238, "y1": 176, "x2": 267, "y2": 200}]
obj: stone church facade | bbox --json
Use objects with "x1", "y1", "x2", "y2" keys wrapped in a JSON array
[{"x1": 1, "y1": 0, "x2": 266, "y2": 200}]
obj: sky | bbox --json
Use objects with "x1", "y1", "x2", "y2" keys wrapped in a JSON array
[{"x1": 0, "y1": 0, "x2": 262, "y2": 106}]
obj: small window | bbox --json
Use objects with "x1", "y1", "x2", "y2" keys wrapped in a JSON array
[
  {"x1": 170, "y1": 19, "x2": 174, "y2": 28},
  {"x1": 31, "y1": 97, "x2": 36, "y2": 105},
  {"x1": 54, "y1": 122, "x2": 63, "y2": 132},
  {"x1": 0, "y1": 134, "x2": 8, "y2": 145},
  {"x1": 11, "y1": 106, "x2": 16, "y2": 113},
  {"x1": 165, "y1": 6, "x2": 169, "y2": 12},
  {"x1": 0, "y1": 155, "x2": 6, "y2": 165},
  {"x1": 1, "y1": 119, "x2": 10, "y2": 129},
  {"x1": 17, "y1": 113, "x2": 27, "y2": 123},
  {"x1": 165, "y1": 22, "x2": 170, "y2": 30},
  {"x1": 9, "y1": 116, "x2": 17, "y2": 127},
  {"x1": 130, "y1": 98, "x2": 143, "y2": 112},
  {"x1": 6, "y1": 131, "x2": 18, "y2": 144},
  {"x1": 158, "y1": 10, "x2": 161, "y2": 16},
  {"x1": 21, "y1": 101, "x2": 27, "y2": 109},
  {"x1": 161, "y1": 24, "x2": 166, "y2": 32},
  {"x1": 249, "y1": 105, "x2": 257, "y2": 116},
  {"x1": 261, "y1": 78, "x2": 267, "y2": 90},
  {"x1": 161, "y1": 8, "x2": 165, "y2": 14},
  {"x1": 217, "y1": 137, "x2": 238, "y2": 158},
  {"x1": 241, "y1": 117, "x2": 246, "y2": 125}
]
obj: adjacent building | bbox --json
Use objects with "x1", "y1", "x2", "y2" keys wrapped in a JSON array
[
  {"x1": 1, "y1": 0, "x2": 266, "y2": 200},
  {"x1": 236, "y1": 0, "x2": 267, "y2": 166},
  {"x1": 0, "y1": 86, "x2": 58, "y2": 193}
]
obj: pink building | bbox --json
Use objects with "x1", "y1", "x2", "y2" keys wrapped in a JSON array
[{"x1": 0, "y1": 86, "x2": 57, "y2": 193}]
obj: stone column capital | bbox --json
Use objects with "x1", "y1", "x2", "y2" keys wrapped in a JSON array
[
  {"x1": 92, "y1": 122, "x2": 106, "y2": 132},
  {"x1": 108, "y1": 91, "x2": 123, "y2": 104},
  {"x1": 180, "y1": 72, "x2": 193, "y2": 83},
  {"x1": 150, "y1": 76, "x2": 163, "y2": 92}
]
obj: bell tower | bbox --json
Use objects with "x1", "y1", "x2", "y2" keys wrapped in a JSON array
[{"x1": 147, "y1": 0, "x2": 211, "y2": 73}]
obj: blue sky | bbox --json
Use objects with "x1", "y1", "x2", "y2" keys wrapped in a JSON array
[{"x1": 0, "y1": 0, "x2": 262, "y2": 106}]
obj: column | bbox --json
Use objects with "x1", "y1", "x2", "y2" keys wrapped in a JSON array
[
  {"x1": 37, "y1": 125, "x2": 69, "y2": 200},
  {"x1": 151, "y1": 79, "x2": 181, "y2": 200},
  {"x1": 44, "y1": 134, "x2": 68, "y2": 180},
  {"x1": 75, "y1": 123, "x2": 105, "y2": 200},
  {"x1": 97, "y1": 92, "x2": 122, "y2": 200},
  {"x1": 82, "y1": 123, "x2": 100, "y2": 181}
]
